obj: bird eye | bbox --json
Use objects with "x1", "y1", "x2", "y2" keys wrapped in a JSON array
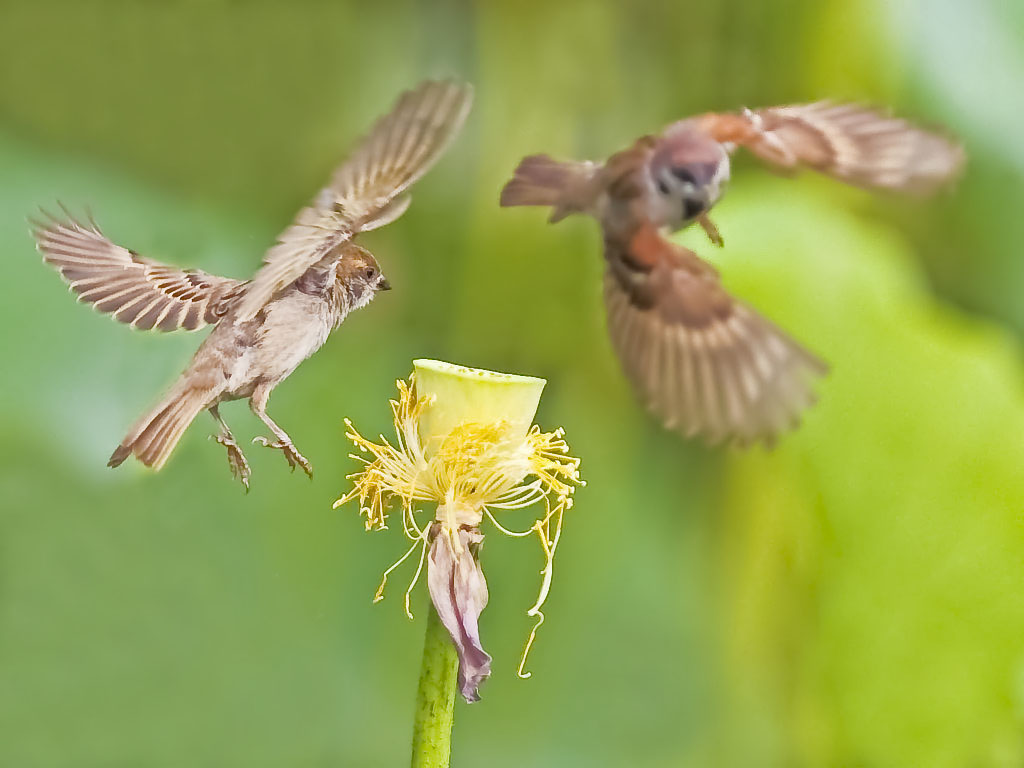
[
  {"x1": 671, "y1": 167, "x2": 697, "y2": 185},
  {"x1": 364, "y1": 266, "x2": 377, "y2": 279}
]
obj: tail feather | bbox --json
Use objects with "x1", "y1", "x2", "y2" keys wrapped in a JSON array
[
  {"x1": 500, "y1": 154, "x2": 598, "y2": 222},
  {"x1": 109, "y1": 387, "x2": 210, "y2": 471}
]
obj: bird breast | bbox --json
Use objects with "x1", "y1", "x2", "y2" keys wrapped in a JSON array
[{"x1": 251, "y1": 288, "x2": 344, "y2": 382}]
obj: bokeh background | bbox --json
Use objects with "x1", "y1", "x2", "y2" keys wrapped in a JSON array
[{"x1": 1, "y1": 1, "x2": 1023, "y2": 765}]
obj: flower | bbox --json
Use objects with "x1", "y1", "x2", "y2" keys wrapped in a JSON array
[{"x1": 334, "y1": 359, "x2": 582, "y2": 702}]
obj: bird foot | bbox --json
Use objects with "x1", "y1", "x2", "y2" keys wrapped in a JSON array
[
  {"x1": 253, "y1": 436, "x2": 313, "y2": 478},
  {"x1": 214, "y1": 434, "x2": 251, "y2": 491}
]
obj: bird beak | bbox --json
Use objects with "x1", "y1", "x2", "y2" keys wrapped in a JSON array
[{"x1": 379, "y1": 277, "x2": 392, "y2": 291}]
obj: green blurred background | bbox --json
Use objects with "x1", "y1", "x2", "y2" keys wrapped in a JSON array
[{"x1": 1, "y1": 1, "x2": 1023, "y2": 765}]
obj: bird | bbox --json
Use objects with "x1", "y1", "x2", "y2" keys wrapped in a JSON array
[
  {"x1": 500, "y1": 102, "x2": 963, "y2": 446},
  {"x1": 32, "y1": 79, "x2": 473, "y2": 488}
]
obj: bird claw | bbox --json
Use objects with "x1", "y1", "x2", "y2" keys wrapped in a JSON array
[
  {"x1": 214, "y1": 434, "x2": 251, "y2": 491},
  {"x1": 252, "y1": 436, "x2": 313, "y2": 478}
]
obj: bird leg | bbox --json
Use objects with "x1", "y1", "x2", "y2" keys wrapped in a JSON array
[
  {"x1": 249, "y1": 386, "x2": 313, "y2": 478},
  {"x1": 210, "y1": 404, "x2": 251, "y2": 490},
  {"x1": 698, "y1": 213, "x2": 724, "y2": 247}
]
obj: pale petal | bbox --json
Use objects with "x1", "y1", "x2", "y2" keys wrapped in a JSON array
[{"x1": 427, "y1": 527, "x2": 491, "y2": 702}]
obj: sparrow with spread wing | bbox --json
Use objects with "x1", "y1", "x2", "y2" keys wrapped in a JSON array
[
  {"x1": 33, "y1": 80, "x2": 473, "y2": 488},
  {"x1": 501, "y1": 102, "x2": 963, "y2": 446}
]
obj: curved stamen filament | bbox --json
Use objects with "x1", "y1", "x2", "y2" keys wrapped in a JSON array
[
  {"x1": 374, "y1": 537, "x2": 424, "y2": 604},
  {"x1": 403, "y1": 534, "x2": 429, "y2": 620}
]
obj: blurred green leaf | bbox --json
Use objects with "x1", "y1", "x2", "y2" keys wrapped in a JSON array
[{"x1": 697, "y1": 183, "x2": 1024, "y2": 767}]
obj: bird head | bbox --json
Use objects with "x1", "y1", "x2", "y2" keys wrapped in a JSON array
[
  {"x1": 337, "y1": 245, "x2": 391, "y2": 309},
  {"x1": 650, "y1": 127, "x2": 730, "y2": 228}
]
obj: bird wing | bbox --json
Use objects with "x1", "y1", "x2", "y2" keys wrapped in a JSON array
[
  {"x1": 233, "y1": 79, "x2": 473, "y2": 321},
  {"x1": 694, "y1": 102, "x2": 964, "y2": 194},
  {"x1": 602, "y1": 223, "x2": 827, "y2": 446},
  {"x1": 32, "y1": 210, "x2": 244, "y2": 332}
]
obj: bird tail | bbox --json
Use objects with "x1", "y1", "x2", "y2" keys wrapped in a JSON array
[
  {"x1": 499, "y1": 154, "x2": 597, "y2": 222},
  {"x1": 108, "y1": 384, "x2": 211, "y2": 471}
]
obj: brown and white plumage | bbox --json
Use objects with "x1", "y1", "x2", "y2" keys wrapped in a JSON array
[
  {"x1": 502, "y1": 100, "x2": 962, "y2": 446},
  {"x1": 500, "y1": 153, "x2": 600, "y2": 221},
  {"x1": 696, "y1": 101, "x2": 964, "y2": 194},
  {"x1": 32, "y1": 211, "x2": 244, "y2": 332},
  {"x1": 234, "y1": 79, "x2": 473, "y2": 321},
  {"x1": 32, "y1": 79, "x2": 471, "y2": 486},
  {"x1": 603, "y1": 226, "x2": 826, "y2": 446}
]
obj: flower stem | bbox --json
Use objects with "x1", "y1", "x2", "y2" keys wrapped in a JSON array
[{"x1": 410, "y1": 603, "x2": 459, "y2": 768}]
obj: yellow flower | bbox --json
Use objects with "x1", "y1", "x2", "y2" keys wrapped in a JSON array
[{"x1": 334, "y1": 360, "x2": 582, "y2": 701}]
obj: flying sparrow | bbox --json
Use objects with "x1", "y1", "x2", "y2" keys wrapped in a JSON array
[
  {"x1": 33, "y1": 80, "x2": 473, "y2": 488},
  {"x1": 501, "y1": 102, "x2": 963, "y2": 446}
]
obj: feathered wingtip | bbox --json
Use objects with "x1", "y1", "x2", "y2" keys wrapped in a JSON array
[
  {"x1": 735, "y1": 102, "x2": 967, "y2": 196},
  {"x1": 27, "y1": 203, "x2": 102, "y2": 246}
]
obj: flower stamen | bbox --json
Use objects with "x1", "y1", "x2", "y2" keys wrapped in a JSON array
[
  {"x1": 335, "y1": 367, "x2": 582, "y2": 701},
  {"x1": 374, "y1": 535, "x2": 424, "y2": 607},
  {"x1": 403, "y1": 534, "x2": 430, "y2": 620}
]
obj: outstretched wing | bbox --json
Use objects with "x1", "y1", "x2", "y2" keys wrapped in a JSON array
[
  {"x1": 234, "y1": 79, "x2": 473, "y2": 321},
  {"x1": 696, "y1": 102, "x2": 963, "y2": 194},
  {"x1": 31, "y1": 210, "x2": 244, "y2": 332},
  {"x1": 603, "y1": 224, "x2": 826, "y2": 446}
]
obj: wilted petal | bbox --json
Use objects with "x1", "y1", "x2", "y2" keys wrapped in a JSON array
[{"x1": 427, "y1": 526, "x2": 491, "y2": 702}]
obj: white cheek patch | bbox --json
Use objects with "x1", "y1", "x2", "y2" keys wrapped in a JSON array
[
  {"x1": 708, "y1": 157, "x2": 731, "y2": 204},
  {"x1": 655, "y1": 167, "x2": 676, "y2": 195},
  {"x1": 349, "y1": 281, "x2": 377, "y2": 311}
]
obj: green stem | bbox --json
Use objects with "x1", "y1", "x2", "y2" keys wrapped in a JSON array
[{"x1": 410, "y1": 604, "x2": 459, "y2": 768}]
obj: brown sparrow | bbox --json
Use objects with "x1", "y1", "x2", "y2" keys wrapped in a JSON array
[
  {"x1": 501, "y1": 102, "x2": 963, "y2": 445},
  {"x1": 33, "y1": 80, "x2": 473, "y2": 488}
]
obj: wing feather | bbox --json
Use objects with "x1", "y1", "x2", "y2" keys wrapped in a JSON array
[
  {"x1": 234, "y1": 79, "x2": 473, "y2": 321},
  {"x1": 698, "y1": 101, "x2": 963, "y2": 194},
  {"x1": 603, "y1": 231, "x2": 827, "y2": 446},
  {"x1": 31, "y1": 211, "x2": 243, "y2": 332}
]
